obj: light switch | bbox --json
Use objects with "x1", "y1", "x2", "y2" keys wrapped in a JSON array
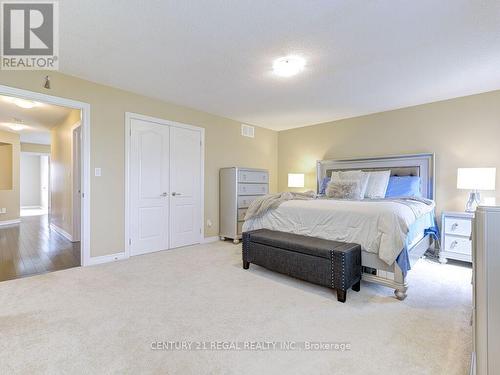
[{"x1": 95, "y1": 168, "x2": 102, "y2": 177}]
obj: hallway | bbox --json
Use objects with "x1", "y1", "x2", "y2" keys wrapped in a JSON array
[{"x1": 0, "y1": 214, "x2": 80, "y2": 282}]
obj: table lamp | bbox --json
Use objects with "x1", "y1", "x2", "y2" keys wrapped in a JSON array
[
  {"x1": 288, "y1": 173, "x2": 305, "y2": 188},
  {"x1": 457, "y1": 168, "x2": 496, "y2": 212}
]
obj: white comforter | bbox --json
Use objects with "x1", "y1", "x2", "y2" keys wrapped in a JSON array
[{"x1": 242, "y1": 198, "x2": 435, "y2": 266}]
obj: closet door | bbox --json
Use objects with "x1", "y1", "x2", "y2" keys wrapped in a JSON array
[
  {"x1": 130, "y1": 119, "x2": 170, "y2": 255},
  {"x1": 169, "y1": 126, "x2": 202, "y2": 248}
]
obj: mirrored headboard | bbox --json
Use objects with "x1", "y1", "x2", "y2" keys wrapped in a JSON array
[{"x1": 316, "y1": 153, "x2": 435, "y2": 199}]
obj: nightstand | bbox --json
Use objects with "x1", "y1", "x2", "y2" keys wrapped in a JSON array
[{"x1": 440, "y1": 211, "x2": 474, "y2": 263}]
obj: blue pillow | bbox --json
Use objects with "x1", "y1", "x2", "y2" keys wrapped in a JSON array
[
  {"x1": 319, "y1": 176, "x2": 330, "y2": 195},
  {"x1": 385, "y1": 176, "x2": 421, "y2": 198}
]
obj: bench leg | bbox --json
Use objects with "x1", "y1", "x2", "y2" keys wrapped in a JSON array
[
  {"x1": 352, "y1": 281, "x2": 360, "y2": 292},
  {"x1": 337, "y1": 289, "x2": 347, "y2": 303},
  {"x1": 243, "y1": 260, "x2": 250, "y2": 269}
]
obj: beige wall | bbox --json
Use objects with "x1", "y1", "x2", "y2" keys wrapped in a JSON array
[
  {"x1": 0, "y1": 71, "x2": 278, "y2": 257},
  {"x1": 21, "y1": 142, "x2": 51, "y2": 153},
  {"x1": 278, "y1": 90, "x2": 500, "y2": 216},
  {"x1": 50, "y1": 109, "x2": 81, "y2": 236},
  {"x1": 0, "y1": 129, "x2": 20, "y2": 222}
]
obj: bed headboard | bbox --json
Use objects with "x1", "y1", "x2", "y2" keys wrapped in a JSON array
[{"x1": 316, "y1": 153, "x2": 435, "y2": 199}]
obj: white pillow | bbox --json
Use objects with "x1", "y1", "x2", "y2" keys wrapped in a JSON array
[
  {"x1": 331, "y1": 170, "x2": 369, "y2": 198},
  {"x1": 365, "y1": 170, "x2": 391, "y2": 198},
  {"x1": 326, "y1": 179, "x2": 362, "y2": 200}
]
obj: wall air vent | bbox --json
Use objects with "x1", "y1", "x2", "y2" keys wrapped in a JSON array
[{"x1": 241, "y1": 124, "x2": 255, "y2": 138}]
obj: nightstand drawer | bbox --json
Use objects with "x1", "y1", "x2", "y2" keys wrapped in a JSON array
[
  {"x1": 444, "y1": 217, "x2": 472, "y2": 237},
  {"x1": 444, "y1": 235, "x2": 472, "y2": 255}
]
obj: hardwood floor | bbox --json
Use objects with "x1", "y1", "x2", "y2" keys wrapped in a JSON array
[{"x1": 0, "y1": 214, "x2": 80, "y2": 282}]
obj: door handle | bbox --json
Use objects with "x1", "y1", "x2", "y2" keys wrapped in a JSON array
[
  {"x1": 171, "y1": 192, "x2": 182, "y2": 196},
  {"x1": 160, "y1": 192, "x2": 168, "y2": 197}
]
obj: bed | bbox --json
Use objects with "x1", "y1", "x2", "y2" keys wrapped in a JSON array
[{"x1": 243, "y1": 153, "x2": 437, "y2": 300}]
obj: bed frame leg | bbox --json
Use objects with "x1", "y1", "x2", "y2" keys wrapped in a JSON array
[
  {"x1": 394, "y1": 288, "x2": 407, "y2": 300},
  {"x1": 243, "y1": 260, "x2": 249, "y2": 269},
  {"x1": 337, "y1": 289, "x2": 347, "y2": 303},
  {"x1": 352, "y1": 281, "x2": 360, "y2": 292}
]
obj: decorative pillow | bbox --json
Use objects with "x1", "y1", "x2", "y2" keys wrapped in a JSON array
[
  {"x1": 326, "y1": 179, "x2": 362, "y2": 200},
  {"x1": 330, "y1": 170, "x2": 369, "y2": 198},
  {"x1": 385, "y1": 176, "x2": 421, "y2": 198},
  {"x1": 364, "y1": 170, "x2": 391, "y2": 198},
  {"x1": 319, "y1": 176, "x2": 331, "y2": 195}
]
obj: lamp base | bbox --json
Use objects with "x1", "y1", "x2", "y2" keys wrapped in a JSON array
[{"x1": 465, "y1": 190, "x2": 481, "y2": 212}]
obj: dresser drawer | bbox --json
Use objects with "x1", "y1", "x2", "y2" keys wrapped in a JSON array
[
  {"x1": 444, "y1": 235, "x2": 472, "y2": 255},
  {"x1": 238, "y1": 170, "x2": 268, "y2": 183},
  {"x1": 238, "y1": 183, "x2": 268, "y2": 196},
  {"x1": 444, "y1": 217, "x2": 472, "y2": 237},
  {"x1": 237, "y1": 208, "x2": 247, "y2": 221},
  {"x1": 237, "y1": 195, "x2": 261, "y2": 208}
]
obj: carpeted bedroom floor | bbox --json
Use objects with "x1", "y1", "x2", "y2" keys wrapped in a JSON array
[{"x1": 0, "y1": 241, "x2": 471, "y2": 374}]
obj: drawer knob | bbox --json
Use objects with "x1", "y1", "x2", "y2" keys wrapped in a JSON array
[
  {"x1": 451, "y1": 223, "x2": 459, "y2": 230},
  {"x1": 450, "y1": 240, "x2": 458, "y2": 249}
]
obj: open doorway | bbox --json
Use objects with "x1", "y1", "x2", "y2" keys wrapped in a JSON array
[{"x1": 0, "y1": 90, "x2": 88, "y2": 281}]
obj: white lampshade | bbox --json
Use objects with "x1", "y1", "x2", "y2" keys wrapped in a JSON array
[
  {"x1": 288, "y1": 173, "x2": 304, "y2": 188},
  {"x1": 457, "y1": 168, "x2": 496, "y2": 191}
]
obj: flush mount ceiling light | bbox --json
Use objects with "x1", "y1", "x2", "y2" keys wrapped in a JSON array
[
  {"x1": 272, "y1": 55, "x2": 306, "y2": 77},
  {"x1": 7, "y1": 123, "x2": 26, "y2": 131},
  {"x1": 3, "y1": 96, "x2": 41, "y2": 109}
]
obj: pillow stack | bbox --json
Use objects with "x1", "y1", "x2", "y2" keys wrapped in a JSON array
[{"x1": 324, "y1": 169, "x2": 391, "y2": 199}]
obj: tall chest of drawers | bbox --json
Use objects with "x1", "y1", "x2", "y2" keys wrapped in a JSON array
[{"x1": 219, "y1": 167, "x2": 269, "y2": 244}]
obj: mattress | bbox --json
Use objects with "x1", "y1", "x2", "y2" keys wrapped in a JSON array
[{"x1": 243, "y1": 197, "x2": 436, "y2": 266}]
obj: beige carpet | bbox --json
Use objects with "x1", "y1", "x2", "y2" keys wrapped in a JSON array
[{"x1": 0, "y1": 241, "x2": 471, "y2": 374}]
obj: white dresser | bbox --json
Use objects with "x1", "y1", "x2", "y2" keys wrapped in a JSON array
[
  {"x1": 219, "y1": 167, "x2": 269, "y2": 244},
  {"x1": 440, "y1": 211, "x2": 474, "y2": 263},
  {"x1": 472, "y1": 206, "x2": 500, "y2": 375}
]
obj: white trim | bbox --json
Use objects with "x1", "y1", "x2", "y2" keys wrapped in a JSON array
[
  {"x1": 86, "y1": 252, "x2": 127, "y2": 266},
  {"x1": 50, "y1": 223, "x2": 73, "y2": 242},
  {"x1": 0, "y1": 84, "x2": 92, "y2": 267},
  {"x1": 21, "y1": 205, "x2": 42, "y2": 209},
  {"x1": 71, "y1": 123, "x2": 82, "y2": 242},
  {"x1": 21, "y1": 151, "x2": 50, "y2": 156},
  {"x1": 124, "y1": 112, "x2": 206, "y2": 259},
  {"x1": 0, "y1": 219, "x2": 21, "y2": 226},
  {"x1": 202, "y1": 236, "x2": 219, "y2": 244}
]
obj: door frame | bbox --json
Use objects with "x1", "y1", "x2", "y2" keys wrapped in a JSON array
[
  {"x1": 71, "y1": 122, "x2": 82, "y2": 242},
  {"x1": 124, "y1": 112, "x2": 205, "y2": 258},
  {"x1": 0, "y1": 84, "x2": 92, "y2": 266}
]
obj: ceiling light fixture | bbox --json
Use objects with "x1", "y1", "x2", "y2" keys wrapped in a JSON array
[
  {"x1": 272, "y1": 55, "x2": 306, "y2": 77},
  {"x1": 4, "y1": 97, "x2": 40, "y2": 109},
  {"x1": 7, "y1": 123, "x2": 26, "y2": 131}
]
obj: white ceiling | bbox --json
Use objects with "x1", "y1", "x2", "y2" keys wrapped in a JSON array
[
  {"x1": 59, "y1": 0, "x2": 500, "y2": 130},
  {"x1": 0, "y1": 95, "x2": 72, "y2": 144}
]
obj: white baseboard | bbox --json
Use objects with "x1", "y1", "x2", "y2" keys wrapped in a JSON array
[
  {"x1": 0, "y1": 219, "x2": 21, "y2": 227},
  {"x1": 50, "y1": 223, "x2": 74, "y2": 242},
  {"x1": 21, "y1": 206, "x2": 42, "y2": 209},
  {"x1": 86, "y1": 252, "x2": 127, "y2": 266},
  {"x1": 202, "y1": 236, "x2": 219, "y2": 243}
]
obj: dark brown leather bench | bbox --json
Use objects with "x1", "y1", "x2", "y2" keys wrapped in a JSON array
[{"x1": 242, "y1": 229, "x2": 362, "y2": 302}]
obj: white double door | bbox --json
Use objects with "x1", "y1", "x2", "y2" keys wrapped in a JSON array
[{"x1": 130, "y1": 118, "x2": 202, "y2": 256}]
